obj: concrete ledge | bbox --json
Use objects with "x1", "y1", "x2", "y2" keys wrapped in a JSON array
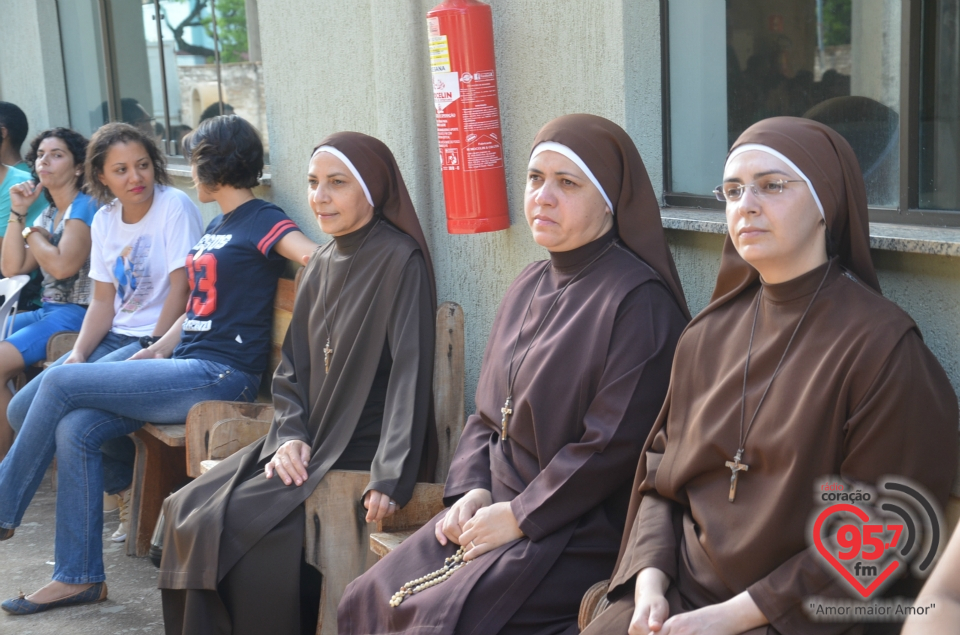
[
  {"x1": 166, "y1": 163, "x2": 273, "y2": 187},
  {"x1": 662, "y1": 209, "x2": 960, "y2": 258}
]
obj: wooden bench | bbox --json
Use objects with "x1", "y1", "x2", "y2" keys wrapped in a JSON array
[
  {"x1": 41, "y1": 330, "x2": 78, "y2": 368},
  {"x1": 196, "y1": 301, "x2": 465, "y2": 635}
]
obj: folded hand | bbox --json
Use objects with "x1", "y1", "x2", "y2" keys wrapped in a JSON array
[
  {"x1": 265, "y1": 440, "x2": 311, "y2": 486},
  {"x1": 457, "y1": 501, "x2": 523, "y2": 561}
]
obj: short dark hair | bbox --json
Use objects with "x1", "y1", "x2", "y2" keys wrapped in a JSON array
[
  {"x1": 182, "y1": 115, "x2": 263, "y2": 190},
  {"x1": 199, "y1": 102, "x2": 234, "y2": 124},
  {"x1": 99, "y1": 98, "x2": 154, "y2": 127},
  {"x1": 25, "y1": 128, "x2": 89, "y2": 205},
  {"x1": 85, "y1": 122, "x2": 169, "y2": 202},
  {"x1": 0, "y1": 102, "x2": 29, "y2": 151}
]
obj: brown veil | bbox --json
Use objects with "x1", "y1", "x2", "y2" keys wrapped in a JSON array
[
  {"x1": 705, "y1": 116, "x2": 880, "y2": 320},
  {"x1": 531, "y1": 114, "x2": 691, "y2": 320},
  {"x1": 313, "y1": 131, "x2": 437, "y2": 309}
]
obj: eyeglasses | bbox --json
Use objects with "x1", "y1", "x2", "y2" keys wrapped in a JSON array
[{"x1": 714, "y1": 178, "x2": 806, "y2": 202}]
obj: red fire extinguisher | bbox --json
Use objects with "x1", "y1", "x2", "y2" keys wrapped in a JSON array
[{"x1": 427, "y1": 0, "x2": 510, "y2": 234}]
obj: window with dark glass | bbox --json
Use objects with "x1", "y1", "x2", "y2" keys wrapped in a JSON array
[
  {"x1": 664, "y1": 0, "x2": 959, "y2": 223},
  {"x1": 919, "y1": 0, "x2": 959, "y2": 211},
  {"x1": 55, "y1": 0, "x2": 267, "y2": 162}
]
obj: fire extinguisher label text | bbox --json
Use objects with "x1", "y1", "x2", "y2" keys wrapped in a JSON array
[
  {"x1": 433, "y1": 72, "x2": 460, "y2": 112},
  {"x1": 429, "y1": 35, "x2": 451, "y2": 73}
]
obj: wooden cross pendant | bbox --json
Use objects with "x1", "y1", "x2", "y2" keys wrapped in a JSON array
[
  {"x1": 323, "y1": 339, "x2": 333, "y2": 375},
  {"x1": 500, "y1": 397, "x2": 513, "y2": 441},
  {"x1": 724, "y1": 450, "x2": 749, "y2": 503}
]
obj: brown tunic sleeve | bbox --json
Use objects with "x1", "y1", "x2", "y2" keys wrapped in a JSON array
[
  {"x1": 509, "y1": 282, "x2": 684, "y2": 541},
  {"x1": 267, "y1": 255, "x2": 320, "y2": 448},
  {"x1": 619, "y1": 428, "x2": 682, "y2": 582},
  {"x1": 364, "y1": 253, "x2": 434, "y2": 507},
  {"x1": 443, "y1": 413, "x2": 494, "y2": 502},
  {"x1": 747, "y1": 331, "x2": 959, "y2": 633},
  {"x1": 443, "y1": 298, "x2": 509, "y2": 504}
]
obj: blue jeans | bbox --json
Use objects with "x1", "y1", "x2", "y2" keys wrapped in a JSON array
[
  {"x1": 0, "y1": 355, "x2": 259, "y2": 584},
  {"x1": 8, "y1": 331, "x2": 142, "y2": 494}
]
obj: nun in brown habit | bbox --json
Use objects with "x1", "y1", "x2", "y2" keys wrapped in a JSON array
[
  {"x1": 158, "y1": 132, "x2": 437, "y2": 635},
  {"x1": 582, "y1": 117, "x2": 959, "y2": 635},
  {"x1": 338, "y1": 114, "x2": 690, "y2": 635}
]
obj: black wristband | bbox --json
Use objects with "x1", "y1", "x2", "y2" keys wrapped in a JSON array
[{"x1": 139, "y1": 335, "x2": 160, "y2": 349}]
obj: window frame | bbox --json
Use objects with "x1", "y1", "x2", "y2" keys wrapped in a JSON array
[
  {"x1": 92, "y1": 0, "x2": 257, "y2": 166},
  {"x1": 659, "y1": 0, "x2": 960, "y2": 227}
]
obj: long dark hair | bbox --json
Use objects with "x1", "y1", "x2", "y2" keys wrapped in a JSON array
[
  {"x1": 25, "y1": 128, "x2": 89, "y2": 205},
  {"x1": 85, "y1": 122, "x2": 169, "y2": 202}
]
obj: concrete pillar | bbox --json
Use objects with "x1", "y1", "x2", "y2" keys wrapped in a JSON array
[{"x1": 0, "y1": 0, "x2": 68, "y2": 147}]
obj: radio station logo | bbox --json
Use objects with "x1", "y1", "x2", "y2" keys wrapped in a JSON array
[
  {"x1": 806, "y1": 476, "x2": 943, "y2": 622},
  {"x1": 811, "y1": 477, "x2": 941, "y2": 598}
]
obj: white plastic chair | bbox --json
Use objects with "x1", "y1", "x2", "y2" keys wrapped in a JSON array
[
  {"x1": 0, "y1": 275, "x2": 30, "y2": 341},
  {"x1": 0, "y1": 275, "x2": 32, "y2": 392}
]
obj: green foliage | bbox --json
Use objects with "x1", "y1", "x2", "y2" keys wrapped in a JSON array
[
  {"x1": 200, "y1": 0, "x2": 249, "y2": 63},
  {"x1": 822, "y1": 0, "x2": 852, "y2": 47},
  {"x1": 167, "y1": 0, "x2": 249, "y2": 63}
]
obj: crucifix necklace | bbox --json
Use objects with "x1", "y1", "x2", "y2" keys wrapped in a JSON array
[
  {"x1": 501, "y1": 241, "x2": 615, "y2": 441},
  {"x1": 319, "y1": 219, "x2": 380, "y2": 374},
  {"x1": 727, "y1": 260, "x2": 833, "y2": 502}
]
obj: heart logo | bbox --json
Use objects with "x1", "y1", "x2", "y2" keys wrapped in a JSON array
[{"x1": 812, "y1": 504, "x2": 900, "y2": 598}]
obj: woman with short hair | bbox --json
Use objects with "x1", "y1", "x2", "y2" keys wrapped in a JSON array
[
  {"x1": 0, "y1": 128, "x2": 97, "y2": 460},
  {"x1": 581, "y1": 117, "x2": 958, "y2": 635},
  {"x1": 339, "y1": 114, "x2": 689, "y2": 635},
  {"x1": 0, "y1": 115, "x2": 315, "y2": 615}
]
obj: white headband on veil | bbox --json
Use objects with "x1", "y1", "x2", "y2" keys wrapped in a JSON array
[
  {"x1": 531, "y1": 141, "x2": 614, "y2": 214},
  {"x1": 726, "y1": 143, "x2": 825, "y2": 220},
  {"x1": 311, "y1": 145, "x2": 374, "y2": 208}
]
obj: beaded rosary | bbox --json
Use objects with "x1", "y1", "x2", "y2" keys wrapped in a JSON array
[{"x1": 389, "y1": 546, "x2": 468, "y2": 607}]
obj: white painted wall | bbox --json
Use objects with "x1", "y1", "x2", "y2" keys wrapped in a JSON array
[{"x1": 0, "y1": 0, "x2": 69, "y2": 148}]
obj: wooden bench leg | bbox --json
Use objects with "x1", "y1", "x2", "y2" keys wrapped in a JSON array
[
  {"x1": 303, "y1": 470, "x2": 378, "y2": 635},
  {"x1": 127, "y1": 430, "x2": 187, "y2": 557}
]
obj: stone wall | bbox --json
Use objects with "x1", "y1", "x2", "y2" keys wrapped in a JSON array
[{"x1": 176, "y1": 62, "x2": 269, "y2": 150}]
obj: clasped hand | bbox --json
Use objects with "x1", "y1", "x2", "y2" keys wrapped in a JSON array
[
  {"x1": 629, "y1": 568, "x2": 767, "y2": 635},
  {"x1": 434, "y1": 488, "x2": 523, "y2": 561},
  {"x1": 264, "y1": 440, "x2": 395, "y2": 522}
]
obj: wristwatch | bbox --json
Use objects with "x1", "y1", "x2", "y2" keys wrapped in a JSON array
[
  {"x1": 21, "y1": 226, "x2": 36, "y2": 240},
  {"x1": 139, "y1": 335, "x2": 160, "y2": 348}
]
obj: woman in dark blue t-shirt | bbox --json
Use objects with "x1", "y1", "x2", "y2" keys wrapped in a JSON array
[{"x1": 0, "y1": 115, "x2": 317, "y2": 614}]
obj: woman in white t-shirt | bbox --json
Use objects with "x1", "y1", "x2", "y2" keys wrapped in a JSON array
[{"x1": 6, "y1": 123, "x2": 203, "y2": 532}]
